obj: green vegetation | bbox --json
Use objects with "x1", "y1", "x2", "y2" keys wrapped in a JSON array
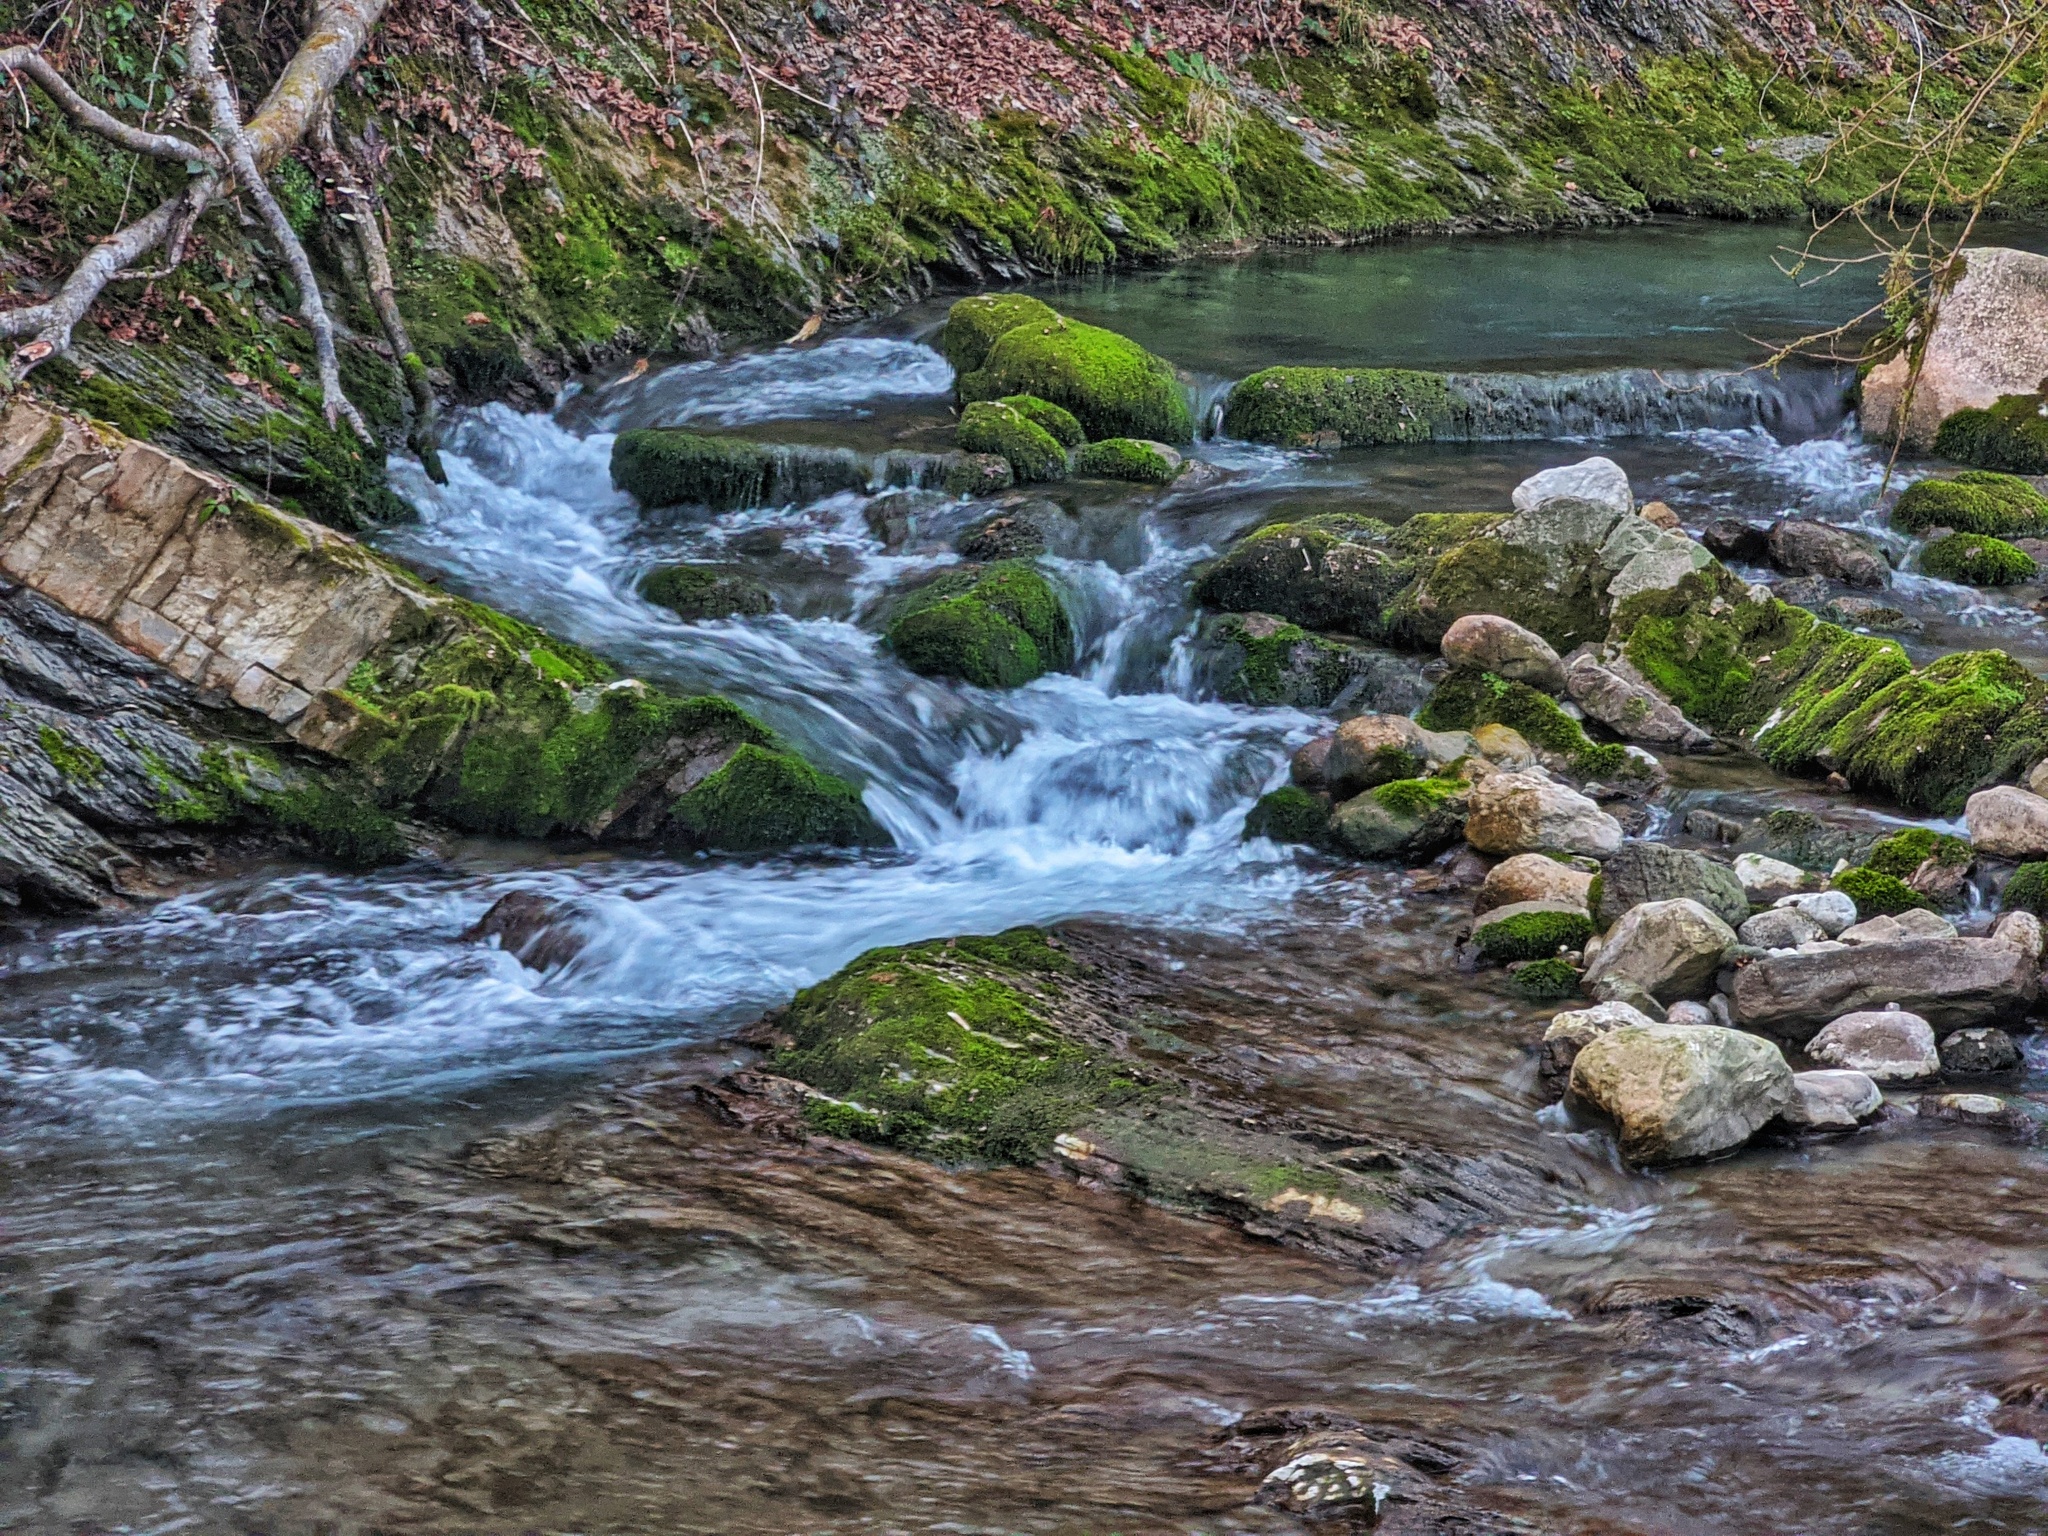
[
  {"x1": 611, "y1": 429, "x2": 772, "y2": 510},
  {"x1": 885, "y1": 561, "x2": 1074, "y2": 688},
  {"x1": 998, "y1": 394, "x2": 1085, "y2": 448},
  {"x1": 1474, "y1": 907, "x2": 1595, "y2": 963},
  {"x1": 1192, "y1": 512, "x2": 1408, "y2": 637},
  {"x1": 1866, "y1": 827, "x2": 1973, "y2": 878},
  {"x1": 1209, "y1": 615, "x2": 1367, "y2": 707},
  {"x1": 1071, "y1": 438, "x2": 1180, "y2": 484},
  {"x1": 936, "y1": 295, "x2": 1062, "y2": 374},
  {"x1": 959, "y1": 314, "x2": 1194, "y2": 443},
  {"x1": 2001, "y1": 861, "x2": 2048, "y2": 916},
  {"x1": 1327, "y1": 773, "x2": 1467, "y2": 859},
  {"x1": 1510, "y1": 957, "x2": 1582, "y2": 1001},
  {"x1": 1417, "y1": 669, "x2": 1632, "y2": 780},
  {"x1": 1892, "y1": 471, "x2": 2048, "y2": 538},
  {"x1": 36, "y1": 724, "x2": 104, "y2": 786},
  {"x1": 1921, "y1": 532, "x2": 2038, "y2": 586},
  {"x1": 1832, "y1": 865, "x2": 1937, "y2": 916},
  {"x1": 1220, "y1": 366, "x2": 1452, "y2": 447},
  {"x1": 1933, "y1": 396, "x2": 2048, "y2": 475},
  {"x1": 1392, "y1": 535, "x2": 1610, "y2": 652},
  {"x1": 774, "y1": 929, "x2": 1143, "y2": 1164},
  {"x1": 956, "y1": 399, "x2": 1069, "y2": 483},
  {"x1": 1243, "y1": 785, "x2": 1330, "y2": 845},
  {"x1": 671, "y1": 743, "x2": 881, "y2": 852},
  {"x1": 639, "y1": 564, "x2": 774, "y2": 621}
]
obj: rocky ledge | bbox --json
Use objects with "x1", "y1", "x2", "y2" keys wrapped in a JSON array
[{"x1": 0, "y1": 400, "x2": 882, "y2": 914}]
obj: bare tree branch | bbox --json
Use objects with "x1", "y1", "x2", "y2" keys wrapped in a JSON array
[
  {"x1": 188, "y1": 0, "x2": 369, "y2": 443},
  {"x1": 243, "y1": 0, "x2": 394, "y2": 166},
  {"x1": 0, "y1": 45, "x2": 221, "y2": 165}
]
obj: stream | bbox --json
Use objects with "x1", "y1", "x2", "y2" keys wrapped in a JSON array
[{"x1": 3, "y1": 219, "x2": 2047, "y2": 1533}]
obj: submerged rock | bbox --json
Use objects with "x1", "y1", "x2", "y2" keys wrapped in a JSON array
[
  {"x1": 1569, "y1": 1022, "x2": 1793, "y2": 1164},
  {"x1": 1807, "y1": 1008, "x2": 1941, "y2": 1081},
  {"x1": 1581, "y1": 897, "x2": 1736, "y2": 1004},
  {"x1": 1782, "y1": 1069, "x2": 1885, "y2": 1129},
  {"x1": 462, "y1": 891, "x2": 588, "y2": 972}
]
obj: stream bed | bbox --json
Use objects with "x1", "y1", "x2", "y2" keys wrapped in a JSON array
[{"x1": 4, "y1": 220, "x2": 2047, "y2": 1534}]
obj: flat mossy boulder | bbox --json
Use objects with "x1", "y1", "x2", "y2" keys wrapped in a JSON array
[
  {"x1": 1921, "y1": 532, "x2": 2038, "y2": 586},
  {"x1": 639, "y1": 563, "x2": 774, "y2": 621},
  {"x1": 884, "y1": 561, "x2": 1075, "y2": 689},
  {"x1": 612, "y1": 428, "x2": 774, "y2": 510},
  {"x1": 999, "y1": 394, "x2": 1085, "y2": 448},
  {"x1": 956, "y1": 400, "x2": 1068, "y2": 483},
  {"x1": 1201, "y1": 613, "x2": 1430, "y2": 712},
  {"x1": 772, "y1": 929, "x2": 1143, "y2": 1163},
  {"x1": 1892, "y1": 471, "x2": 2048, "y2": 538},
  {"x1": 936, "y1": 294, "x2": 1062, "y2": 376},
  {"x1": 1933, "y1": 394, "x2": 2048, "y2": 474},
  {"x1": 327, "y1": 597, "x2": 883, "y2": 851},
  {"x1": 961, "y1": 315, "x2": 1194, "y2": 444},
  {"x1": 1473, "y1": 902, "x2": 1596, "y2": 964},
  {"x1": 1327, "y1": 775, "x2": 1468, "y2": 859},
  {"x1": 1244, "y1": 785, "x2": 1331, "y2": 846},
  {"x1": 1220, "y1": 367, "x2": 1454, "y2": 448},
  {"x1": 1072, "y1": 438, "x2": 1182, "y2": 484},
  {"x1": 1390, "y1": 533, "x2": 1612, "y2": 652},
  {"x1": 1192, "y1": 513, "x2": 1407, "y2": 637}
]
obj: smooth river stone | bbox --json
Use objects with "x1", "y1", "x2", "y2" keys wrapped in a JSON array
[
  {"x1": 1730, "y1": 937, "x2": 2039, "y2": 1044},
  {"x1": 1966, "y1": 784, "x2": 2048, "y2": 858},
  {"x1": 1569, "y1": 1022, "x2": 1793, "y2": 1165}
]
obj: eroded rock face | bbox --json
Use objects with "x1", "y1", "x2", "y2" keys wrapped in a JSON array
[
  {"x1": 1569, "y1": 1023, "x2": 1793, "y2": 1164},
  {"x1": 1861, "y1": 246, "x2": 2048, "y2": 450},
  {"x1": 1965, "y1": 784, "x2": 2048, "y2": 858},
  {"x1": 1565, "y1": 652, "x2": 1714, "y2": 752},
  {"x1": 1581, "y1": 897, "x2": 1736, "y2": 1003},
  {"x1": 1463, "y1": 772, "x2": 1623, "y2": 858},
  {"x1": 1440, "y1": 613, "x2": 1565, "y2": 691},
  {"x1": 1807, "y1": 1009, "x2": 1941, "y2": 1082},
  {"x1": 1728, "y1": 937, "x2": 2039, "y2": 1042}
]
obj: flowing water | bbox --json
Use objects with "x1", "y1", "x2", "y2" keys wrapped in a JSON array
[{"x1": 4, "y1": 220, "x2": 2048, "y2": 1533}]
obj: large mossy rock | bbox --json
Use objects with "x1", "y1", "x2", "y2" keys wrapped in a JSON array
[
  {"x1": 1220, "y1": 367, "x2": 1454, "y2": 447},
  {"x1": 884, "y1": 561, "x2": 1075, "y2": 688},
  {"x1": 936, "y1": 295, "x2": 1062, "y2": 376},
  {"x1": 639, "y1": 563, "x2": 774, "y2": 621},
  {"x1": 959, "y1": 313, "x2": 1193, "y2": 444},
  {"x1": 1591, "y1": 842, "x2": 1749, "y2": 930},
  {"x1": 1200, "y1": 613, "x2": 1430, "y2": 711},
  {"x1": 1415, "y1": 669, "x2": 1635, "y2": 782},
  {"x1": 1392, "y1": 528, "x2": 1612, "y2": 651},
  {"x1": 1921, "y1": 532, "x2": 2038, "y2": 586},
  {"x1": 1935, "y1": 394, "x2": 2048, "y2": 474},
  {"x1": 611, "y1": 428, "x2": 779, "y2": 510},
  {"x1": 1328, "y1": 776, "x2": 1468, "y2": 859},
  {"x1": 956, "y1": 400, "x2": 1068, "y2": 483},
  {"x1": 1891, "y1": 471, "x2": 2048, "y2": 538},
  {"x1": 1072, "y1": 438, "x2": 1182, "y2": 484}
]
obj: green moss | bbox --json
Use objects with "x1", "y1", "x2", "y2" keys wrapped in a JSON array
[
  {"x1": 1475, "y1": 908, "x2": 1595, "y2": 963},
  {"x1": 956, "y1": 400, "x2": 1068, "y2": 483},
  {"x1": 611, "y1": 428, "x2": 771, "y2": 510},
  {"x1": 36, "y1": 724, "x2": 104, "y2": 786},
  {"x1": 1510, "y1": 957, "x2": 1582, "y2": 1001},
  {"x1": 670, "y1": 742, "x2": 883, "y2": 851},
  {"x1": 1211, "y1": 615, "x2": 1363, "y2": 707},
  {"x1": 1921, "y1": 532, "x2": 2038, "y2": 586},
  {"x1": 1220, "y1": 366, "x2": 1453, "y2": 447},
  {"x1": 1192, "y1": 513, "x2": 1407, "y2": 637},
  {"x1": 1327, "y1": 774, "x2": 1467, "y2": 859},
  {"x1": 1071, "y1": 437, "x2": 1179, "y2": 484},
  {"x1": 1395, "y1": 536, "x2": 1609, "y2": 652},
  {"x1": 1417, "y1": 669, "x2": 1634, "y2": 780},
  {"x1": 935, "y1": 294, "x2": 1062, "y2": 375},
  {"x1": 1372, "y1": 774, "x2": 1463, "y2": 818},
  {"x1": 2000, "y1": 861, "x2": 2048, "y2": 917},
  {"x1": 1866, "y1": 827, "x2": 1973, "y2": 879},
  {"x1": 37, "y1": 357, "x2": 174, "y2": 440},
  {"x1": 1821, "y1": 648, "x2": 2048, "y2": 814},
  {"x1": 773, "y1": 929, "x2": 1142, "y2": 1165},
  {"x1": 1893, "y1": 472, "x2": 2048, "y2": 538},
  {"x1": 885, "y1": 561, "x2": 1074, "y2": 689},
  {"x1": 1832, "y1": 865, "x2": 1936, "y2": 917},
  {"x1": 998, "y1": 393, "x2": 1085, "y2": 448},
  {"x1": 1244, "y1": 785, "x2": 1329, "y2": 845},
  {"x1": 264, "y1": 781, "x2": 407, "y2": 867},
  {"x1": 1933, "y1": 395, "x2": 2048, "y2": 475},
  {"x1": 639, "y1": 564, "x2": 774, "y2": 621},
  {"x1": 961, "y1": 315, "x2": 1193, "y2": 444}
]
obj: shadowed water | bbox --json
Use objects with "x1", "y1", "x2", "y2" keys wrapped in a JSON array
[{"x1": 4, "y1": 223, "x2": 2047, "y2": 1534}]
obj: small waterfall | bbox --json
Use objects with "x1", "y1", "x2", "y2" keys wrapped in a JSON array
[{"x1": 1443, "y1": 364, "x2": 1854, "y2": 442}]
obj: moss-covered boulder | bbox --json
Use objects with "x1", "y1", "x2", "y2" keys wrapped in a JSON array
[
  {"x1": 1201, "y1": 613, "x2": 1430, "y2": 711},
  {"x1": 884, "y1": 561, "x2": 1074, "y2": 689},
  {"x1": 1831, "y1": 865, "x2": 1936, "y2": 917},
  {"x1": 956, "y1": 400, "x2": 1068, "y2": 483},
  {"x1": 999, "y1": 394, "x2": 1086, "y2": 448},
  {"x1": 2001, "y1": 861, "x2": 2048, "y2": 915},
  {"x1": 1892, "y1": 471, "x2": 2048, "y2": 538},
  {"x1": 1416, "y1": 669, "x2": 1634, "y2": 782},
  {"x1": 1192, "y1": 513, "x2": 1409, "y2": 637},
  {"x1": 639, "y1": 563, "x2": 774, "y2": 621},
  {"x1": 1072, "y1": 438, "x2": 1182, "y2": 484},
  {"x1": 960, "y1": 316, "x2": 1193, "y2": 444},
  {"x1": 1921, "y1": 532, "x2": 2038, "y2": 586},
  {"x1": 773, "y1": 929, "x2": 1142, "y2": 1162},
  {"x1": 1390, "y1": 533, "x2": 1612, "y2": 652},
  {"x1": 1243, "y1": 785, "x2": 1331, "y2": 846},
  {"x1": 611, "y1": 428, "x2": 775, "y2": 510},
  {"x1": 1473, "y1": 901, "x2": 1596, "y2": 964},
  {"x1": 1933, "y1": 394, "x2": 2048, "y2": 474},
  {"x1": 936, "y1": 294, "x2": 1062, "y2": 376},
  {"x1": 1220, "y1": 367, "x2": 1454, "y2": 448},
  {"x1": 1327, "y1": 775, "x2": 1468, "y2": 859},
  {"x1": 670, "y1": 742, "x2": 883, "y2": 851},
  {"x1": 1866, "y1": 827, "x2": 1974, "y2": 880}
]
